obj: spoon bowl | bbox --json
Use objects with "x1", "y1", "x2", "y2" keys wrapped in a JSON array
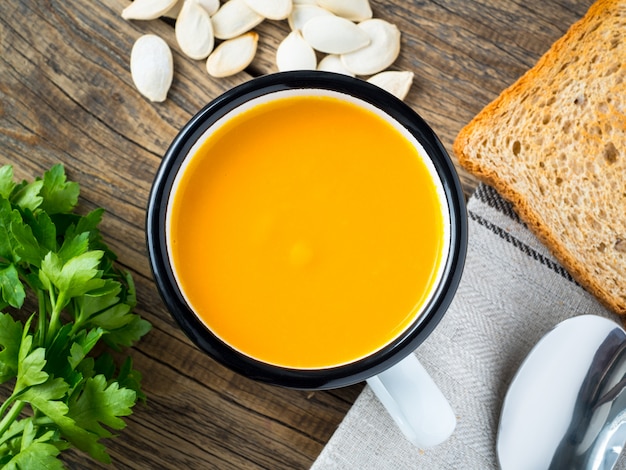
[{"x1": 498, "y1": 314, "x2": 626, "y2": 469}]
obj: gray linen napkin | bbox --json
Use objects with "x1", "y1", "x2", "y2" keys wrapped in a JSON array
[{"x1": 312, "y1": 185, "x2": 626, "y2": 469}]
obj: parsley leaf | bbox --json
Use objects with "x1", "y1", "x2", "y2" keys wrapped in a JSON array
[
  {"x1": 0, "y1": 166, "x2": 16, "y2": 199},
  {"x1": 12, "y1": 180, "x2": 44, "y2": 212},
  {"x1": 0, "y1": 313, "x2": 22, "y2": 384},
  {"x1": 0, "y1": 164, "x2": 151, "y2": 466},
  {"x1": 3, "y1": 442, "x2": 65, "y2": 470},
  {"x1": 0, "y1": 199, "x2": 21, "y2": 264},
  {"x1": 11, "y1": 215, "x2": 43, "y2": 268},
  {"x1": 40, "y1": 250, "x2": 106, "y2": 301},
  {"x1": 0, "y1": 264, "x2": 25, "y2": 309},
  {"x1": 15, "y1": 335, "x2": 48, "y2": 393},
  {"x1": 68, "y1": 375, "x2": 136, "y2": 438},
  {"x1": 39, "y1": 164, "x2": 80, "y2": 215}
]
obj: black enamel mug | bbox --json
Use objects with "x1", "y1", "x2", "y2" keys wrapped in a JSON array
[{"x1": 147, "y1": 71, "x2": 467, "y2": 447}]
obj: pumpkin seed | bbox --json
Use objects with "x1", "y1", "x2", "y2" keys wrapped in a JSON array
[
  {"x1": 162, "y1": 0, "x2": 182, "y2": 19},
  {"x1": 197, "y1": 0, "x2": 219, "y2": 15},
  {"x1": 212, "y1": 0, "x2": 265, "y2": 40},
  {"x1": 317, "y1": 54, "x2": 355, "y2": 76},
  {"x1": 175, "y1": 0, "x2": 215, "y2": 60},
  {"x1": 367, "y1": 71, "x2": 413, "y2": 100},
  {"x1": 288, "y1": 4, "x2": 333, "y2": 32},
  {"x1": 206, "y1": 32, "x2": 259, "y2": 77},
  {"x1": 302, "y1": 15, "x2": 370, "y2": 54},
  {"x1": 316, "y1": 0, "x2": 372, "y2": 21},
  {"x1": 243, "y1": 0, "x2": 293, "y2": 20},
  {"x1": 130, "y1": 34, "x2": 174, "y2": 102},
  {"x1": 122, "y1": 0, "x2": 179, "y2": 20},
  {"x1": 276, "y1": 31, "x2": 317, "y2": 71},
  {"x1": 340, "y1": 19, "x2": 400, "y2": 75}
]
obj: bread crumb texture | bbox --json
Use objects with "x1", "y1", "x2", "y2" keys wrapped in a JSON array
[{"x1": 454, "y1": 0, "x2": 626, "y2": 314}]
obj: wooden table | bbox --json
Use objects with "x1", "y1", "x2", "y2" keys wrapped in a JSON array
[{"x1": 1, "y1": 1, "x2": 593, "y2": 468}]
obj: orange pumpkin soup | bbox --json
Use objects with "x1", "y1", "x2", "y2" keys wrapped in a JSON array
[{"x1": 167, "y1": 94, "x2": 447, "y2": 369}]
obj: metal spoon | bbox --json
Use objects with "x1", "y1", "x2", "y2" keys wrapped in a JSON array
[{"x1": 498, "y1": 315, "x2": 626, "y2": 470}]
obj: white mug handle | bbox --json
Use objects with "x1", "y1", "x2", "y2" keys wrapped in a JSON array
[{"x1": 366, "y1": 353, "x2": 456, "y2": 448}]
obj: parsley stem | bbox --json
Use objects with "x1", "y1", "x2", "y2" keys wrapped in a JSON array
[
  {"x1": 47, "y1": 291, "x2": 65, "y2": 345},
  {"x1": 36, "y1": 289, "x2": 47, "y2": 347},
  {"x1": 0, "y1": 401, "x2": 25, "y2": 438}
]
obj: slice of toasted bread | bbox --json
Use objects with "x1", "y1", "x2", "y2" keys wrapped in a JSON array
[{"x1": 453, "y1": 0, "x2": 626, "y2": 315}]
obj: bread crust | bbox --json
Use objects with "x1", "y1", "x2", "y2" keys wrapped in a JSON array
[{"x1": 454, "y1": 0, "x2": 626, "y2": 315}]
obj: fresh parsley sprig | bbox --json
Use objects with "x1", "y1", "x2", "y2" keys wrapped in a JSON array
[{"x1": 0, "y1": 164, "x2": 151, "y2": 468}]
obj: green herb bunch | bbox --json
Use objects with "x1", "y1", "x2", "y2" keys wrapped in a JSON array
[{"x1": 0, "y1": 164, "x2": 151, "y2": 468}]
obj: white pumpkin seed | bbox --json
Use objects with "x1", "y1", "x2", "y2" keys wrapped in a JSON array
[
  {"x1": 243, "y1": 0, "x2": 292, "y2": 20},
  {"x1": 122, "y1": 0, "x2": 179, "y2": 20},
  {"x1": 197, "y1": 0, "x2": 219, "y2": 15},
  {"x1": 162, "y1": 0, "x2": 182, "y2": 19},
  {"x1": 276, "y1": 31, "x2": 317, "y2": 71},
  {"x1": 175, "y1": 0, "x2": 215, "y2": 60},
  {"x1": 293, "y1": 0, "x2": 316, "y2": 4},
  {"x1": 206, "y1": 32, "x2": 259, "y2": 77},
  {"x1": 302, "y1": 15, "x2": 369, "y2": 54},
  {"x1": 130, "y1": 34, "x2": 173, "y2": 102},
  {"x1": 212, "y1": 0, "x2": 264, "y2": 40},
  {"x1": 316, "y1": 0, "x2": 372, "y2": 21},
  {"x1": 317, "y1": 54, "x2": 355, "y2": 76},
  {"x1": 366, "y1": 71, "x2": 413, "y2": 100},
  {"x1": 288, "y1": 4, "x2": 333, "y2": 32},
  {"x1": 340, "y1": 19, "x2": 400, "y2": 75}
]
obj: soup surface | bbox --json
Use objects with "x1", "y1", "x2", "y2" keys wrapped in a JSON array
[{"x1": 168, "y1": 94, "x2": 446, "y2": 369}]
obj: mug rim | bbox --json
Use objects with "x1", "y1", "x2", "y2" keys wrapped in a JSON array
[{"x1": 146, "y1": 71, "x2": 468, "y2": 390}]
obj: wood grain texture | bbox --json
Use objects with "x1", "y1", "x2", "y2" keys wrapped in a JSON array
[{"x1": 0, "y1": 0, "x2": 593, "y2": 468}]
